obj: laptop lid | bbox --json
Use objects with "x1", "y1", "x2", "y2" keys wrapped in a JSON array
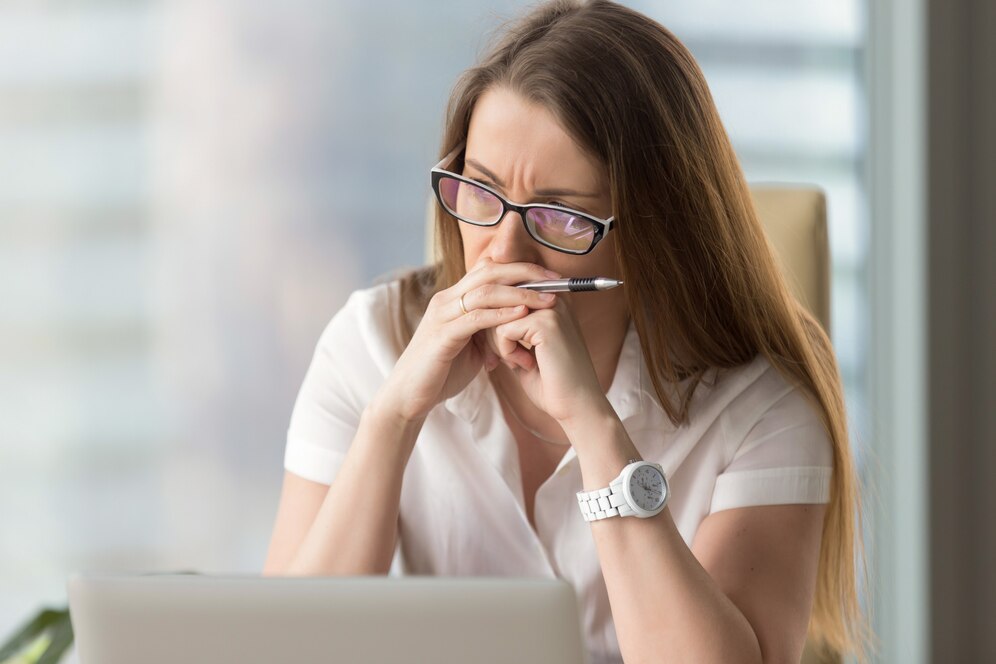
[{"x1": 67, "y1": 573, "x2": 587, "y2": 664}]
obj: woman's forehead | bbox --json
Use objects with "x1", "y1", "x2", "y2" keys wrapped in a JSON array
[{"x1": 466, "y1": 87, "x2": 607, "y2": 191}]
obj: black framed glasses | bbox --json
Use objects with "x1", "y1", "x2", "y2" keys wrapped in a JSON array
[{"x1": 430, "y1": 144, "x2": 615, "y2": 255}]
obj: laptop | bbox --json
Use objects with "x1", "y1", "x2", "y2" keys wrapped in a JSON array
[{"x1": 67, "y1": 572, "x2": 587, "y2": 664}]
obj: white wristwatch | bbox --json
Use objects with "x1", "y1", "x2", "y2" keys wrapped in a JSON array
[{"x1": 576, "y1": 459, "x2": 669, "y2": 521}]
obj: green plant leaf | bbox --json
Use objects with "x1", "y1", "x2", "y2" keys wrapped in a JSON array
[
  {"x1": 35, "y1": 611, "x2": 73, "y2": 664},
  {"x1": 3, "y1": 631, "x2": 51, "y2": 664},
  {"x1": 0, "y1": 608, "x2": 66, "y2": 661}
]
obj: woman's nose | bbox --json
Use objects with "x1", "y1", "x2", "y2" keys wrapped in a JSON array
[{"x1": 488, "y1": 210, "x2": 539, "y2": 261}]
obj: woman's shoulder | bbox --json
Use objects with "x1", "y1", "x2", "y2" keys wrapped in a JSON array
[
  {"x1": 342, "y1": 277, "x2": 401, "y2": 314},
  {"x1": 327, "y1": 278, "x2": 398, "y2": 329},
  {"x1": 319, "y1": 265, "x2": 438, "y2": 374},
  {"x1": 314, "y1": 277, "x2": 406, "y2": 379},
  {"x1": 715, "y1": 352, "x2": 825, "y2": 441}
]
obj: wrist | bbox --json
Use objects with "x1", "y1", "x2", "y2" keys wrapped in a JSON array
[
  {"x1": 364, "y1": 393, "x2": 427, "y2": 440},
  {"x1": 368, "y1": 384, "x2": 426, "y2": 425},
  {"x1": 560, "y1": 407, "x2": 641, "y2": 488},
  {"x1": 556, "y1": 395, "x2": 618, "y2": 437}
]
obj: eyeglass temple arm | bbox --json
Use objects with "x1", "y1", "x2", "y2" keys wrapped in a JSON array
[{"x1": 431, "y1": 144, "x2": 466, "y2": 173}]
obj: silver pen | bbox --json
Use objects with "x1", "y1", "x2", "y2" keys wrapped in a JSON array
[{"x1": 514, "y1": 277, "x2": 624, "y2": 293}]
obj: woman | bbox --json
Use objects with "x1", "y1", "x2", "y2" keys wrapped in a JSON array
[{"x1": 264, "y1": 1, "x2": 870, "y2": 662}]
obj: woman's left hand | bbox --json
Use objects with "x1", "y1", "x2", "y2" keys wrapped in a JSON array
[{"x1": 485, "y1": 295, "x2": 607, "y2": 424}]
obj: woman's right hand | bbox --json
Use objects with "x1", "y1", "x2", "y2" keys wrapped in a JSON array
[{"x1": 372, "y1": 258, "x2": 562, "y2": 423}]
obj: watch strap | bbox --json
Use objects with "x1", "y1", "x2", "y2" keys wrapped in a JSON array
[{"x1": 576, "y1": 482, "x2": 635, "y2": 521}]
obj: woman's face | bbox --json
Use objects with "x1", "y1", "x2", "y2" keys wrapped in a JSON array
[{"x1": 459, "y1": 86, "x2": 627, "y2": 331}]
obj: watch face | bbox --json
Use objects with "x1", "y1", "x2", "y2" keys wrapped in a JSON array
[{"x1": 628, "y1": 465, "x2": 667, "y2": 511}]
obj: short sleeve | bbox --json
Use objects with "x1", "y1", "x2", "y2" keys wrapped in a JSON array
[
  {"x1": 709, "y1": 384, "x2": 834, "y2": 514},
  {"x1": 283, "y1": 284, "x2": 396, "y2": 485}
]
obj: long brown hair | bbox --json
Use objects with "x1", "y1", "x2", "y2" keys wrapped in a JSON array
[{"x1": 390, "y1": 0, "x2": 872, "y2": 659}]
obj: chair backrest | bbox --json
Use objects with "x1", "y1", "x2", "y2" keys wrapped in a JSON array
[
  {"x1": 425, "y1": 185, "x2": 831, "y2": 334},
  {"x1": 750, "y1": 185, "x2": 831, "y2": 335}
]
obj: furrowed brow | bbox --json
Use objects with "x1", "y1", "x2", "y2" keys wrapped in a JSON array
[{"x1": 464, "y1": 158, "x2": 601, "y2": 198}]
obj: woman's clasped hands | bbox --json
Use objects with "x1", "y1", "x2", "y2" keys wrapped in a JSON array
[{"x1": 376, "y1": 257, "x2": 607, "y2": 427}]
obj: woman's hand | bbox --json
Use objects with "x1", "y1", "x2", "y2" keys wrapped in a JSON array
[
  {"x1": 373, "y1": 258, "x2": 562, "y2": 422},
  {"x1": 487, "y1": 295, "x2": 607, "y2": 426}
]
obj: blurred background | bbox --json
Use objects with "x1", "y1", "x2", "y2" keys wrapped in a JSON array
[{"x1": 1, "y1": 0, "x2": 992, "y2": 662}]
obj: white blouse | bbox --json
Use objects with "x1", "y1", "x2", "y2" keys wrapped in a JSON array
[{"x1": 284, "y1": 279, "x2": 834, "y2": 664}]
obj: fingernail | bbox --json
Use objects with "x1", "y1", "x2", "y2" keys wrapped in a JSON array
[
  {"x1": 544, "y1": 269, "x2": 561, "y2": 278},
  {"x1": 538, "y1": 292, "x2": 555, "y2": 301}
]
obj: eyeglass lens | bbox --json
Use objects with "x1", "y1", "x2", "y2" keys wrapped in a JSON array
[{"x1": 438, "y1": 176, "x2": 596, "y2": 253}]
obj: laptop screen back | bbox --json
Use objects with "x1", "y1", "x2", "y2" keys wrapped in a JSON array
[{"x1": 67, "y1": 573, "x2": 587, "y2": 664}]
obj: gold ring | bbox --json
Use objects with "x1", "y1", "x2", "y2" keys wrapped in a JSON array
[{"x1": 459, "y1": 293, "x2": 470, "y2": 315}]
